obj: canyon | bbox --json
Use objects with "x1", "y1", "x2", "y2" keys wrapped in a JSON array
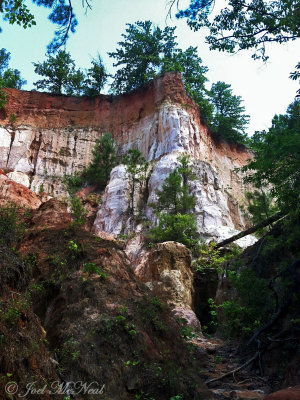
[{"x1": 0, "y1": 73, "x2": 298, "y2": 399}]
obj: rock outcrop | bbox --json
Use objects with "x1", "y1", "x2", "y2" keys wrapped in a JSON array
[
  {"x1": 0, "y1": 168, "x2": 43, "y2": 208},
  {"x1": 136, "y1": 241, "x2": 201, "y2": 332},
  {"x1": 0, "y1": 72, "x2": 254, "y2": 246}
]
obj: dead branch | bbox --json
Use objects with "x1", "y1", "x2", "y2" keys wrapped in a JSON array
[
  {"x1": 205, "y1": 352, "x2": 259, "y2": 385},
  {"x1": 216, "y1": 212, "x2": 285, "y2": 249}
]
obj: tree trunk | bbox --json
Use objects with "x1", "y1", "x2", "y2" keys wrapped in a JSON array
[{"x1": 216, "y1": 211, "x2": 285, "y2": 249}]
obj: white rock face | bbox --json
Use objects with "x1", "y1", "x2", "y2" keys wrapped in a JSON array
[
  {"x1": 94, "y1": 150, "x2": 256, "y2": 248},
  {"x1": 93, "y1": 165, "x2": 130, "y2": 235}
]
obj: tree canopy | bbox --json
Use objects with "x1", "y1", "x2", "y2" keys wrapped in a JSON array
[
  {"x1": 33, "y1": 50, "x2": 107, "y2": 96},
  {"x1": 84, "y1": 54, "x2": 108, "y2": 97},
  {"x1": 209, "y1": 81, "x2": 249, "y2": 143},
  {"x1": 109, "y1": 20, "x2": 215, "y2": 121},
  {"x1": 0, "y1": 0, "x2": 92, "y2": 53},
  {"x1": 108, "y1": 21, "x2": 178, "y2": 94},
  {"x1": 33, "y1": 50, "x2": 84, "y2": 95},
  {"x1": 0, "y1": 48, "x2": 26, "y2": 89},
  {"x1": 174, "y1": 0, "x2": 300, "y2": 61},
  {"x1": 242, "y1": 99, "x2": 300, "y2": 213}
]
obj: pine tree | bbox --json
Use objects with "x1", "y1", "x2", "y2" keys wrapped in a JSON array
[
  {"x1": 123, "y1": 149, "x2": 149, "y2": 214},
  {"x1": 84, "y1": 133, "x2": 118, "y2": 189},
  {"x1": 33, "y1": 50, "x2": 84, "y2": 95},
  {"x1": 149, "y1": 155, "x2": 198, "y2": 248}
]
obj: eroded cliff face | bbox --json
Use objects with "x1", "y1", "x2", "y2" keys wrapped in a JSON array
[{"x1": 0, "y1": 72, "x2": 254, "y2": 245}]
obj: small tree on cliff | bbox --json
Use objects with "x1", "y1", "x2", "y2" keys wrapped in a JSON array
[
  {"x1": 83, "y1": 54, "x2": 108, "y2": 96},
  {"x1": 123, "y1": 149, "x2": 149, "y2": 214},
  {"x1": 84, "y1": 133, "x2": 118, "y2": 189},
  {"x1": 149, "y1": 155, "x2": 199, "y2": 248}
]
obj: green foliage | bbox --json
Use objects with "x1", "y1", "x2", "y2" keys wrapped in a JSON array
[
  {"x1": 83, "y1": 262, "x2": 108, "y2": 280},
  {"x1": 109, "y1": 21, "x2": 178, "y2": 93},
  {"x1": 154, "y1": 156, "x2": 196, "y2": 215},
  {"x1": 209, "y1": 81, "x2": 249, "y2": 144},
  {"x1": 0, "y1": 296, "x2": 30, "y2": 326},
  {"x1": 60, "y1": 336, "x2": 81, "y2": 363},
  {"x1": 192, "y1": 242, "x2": 227, "y2": 272},
  {"x1": 84, "y1": 133, "x2": 118, "y2": 189},
  {"x1": 0, "y1": 1, "x2": 92, "y2": 53},
  {"x1": 33, "y1": 50, "x2": 85, "y2": 95},
  {"x1": 63, "y1": 172, "x2": 84, "y2": 196},
  {"x1": 70, "y1": 196, "x2": 87, "y2": 226},
  {"x1": 138, "y1": 296, "x2": 167, "y2": 334},
  {"x1": 109, "y1": 21, "x2": 215, "y2": 122},
  {"x1": 176, "y1": 0, "x2": 300, "y2": 62},
  {"x1": 0, "y1": 203, "x2": 25, "y2": 247},
  {"x1": 246, "y1": 189, "x2": 278, "y2": 231},
  {"x1": 83, "y1": 54, "x2": 108, "y2": 96},
  {"x1": 177, "y1": 318, "x2": 198, "y2": 341},
  {"x1": 290, "y1": 62, "x2": 300, "y2": 97},
  {"x1": 0, "y1": 48, "x2": 26, "y2": 109},
  {"x1": 242, "y1": 99, "x2": 300, "y2": 213},
  {"x1": 162, "y1": 45, "x2": 213, "y2": 122},
  {"x1": 219, "y1": 268, "x2": 275, "y2": 338},
  {"x1": 0, "y1": 0, "x2": 35, "y2": 30},
  {"x1": 149, "y1": 155, "x2": 198, "y2": 248},
  {"x1": 123, "y1": 149, "x2": 149, "y2": 213},
  {"x1": 149, "y1": 213, "x2": 199, "y2": 248}
]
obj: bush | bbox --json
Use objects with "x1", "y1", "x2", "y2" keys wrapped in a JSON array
[
  {"x1": 0, "y1": 203, "x2": 25, "y2": 247},
  {"x1": 70, "y1": 196, "x2": 87, "y2": 226},
  {"x1": 149, "y1": 213, "x2": 198, "y2": 249}
]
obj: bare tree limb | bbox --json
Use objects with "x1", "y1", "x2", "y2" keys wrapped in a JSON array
[
  {"x1": 216, "y1": 212, "x2": 285, "y2": 249},
  {"x1": 206, "y1": 352, "x2": 259, "y2": 384}
]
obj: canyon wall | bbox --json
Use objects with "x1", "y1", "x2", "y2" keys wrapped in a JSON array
[{"x1": 0, "y1": 72, "x2": 254, "y2": 245}]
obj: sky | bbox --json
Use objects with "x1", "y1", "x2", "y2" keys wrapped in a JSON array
[{"x1": 1, "y1": 0, "x2": 299, "y2": 135}]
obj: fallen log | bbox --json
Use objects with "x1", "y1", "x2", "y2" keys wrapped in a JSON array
[{"x1": 216, "y1": 212, "x2": 285, "y2": 249}]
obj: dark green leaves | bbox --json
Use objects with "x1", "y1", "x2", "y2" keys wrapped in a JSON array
[
  {"x1": 109, "y1": 21, "x2": 178, "y2": 94},
  {"x1": 177, "y1": 0, "x2": 300, "y2": 61},
  {"x1": 243, "y1": 99, "x2": 300, "y2": 212},
  {"x1": 209, "y1": 81, "x2": 249, "y2": 144},
  {"x1": 84, "y1": 133, "x2": 118, "y2": 189}
]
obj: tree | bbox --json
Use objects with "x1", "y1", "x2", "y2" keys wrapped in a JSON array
[
  {"x1": 123, "y1": 149, "x2": 149, "y2": 213},
  {"x1": 33, "y1": 50, "x2": 84, "y2": 95},
  {"x1": 0, "y1": 0, "x2": 92, "y2": 53},
  {"x1": 109, "y1": 21, "x2": 214, "y2": 121},
  {"x1": 108, "y1": 21, "x2": 178, "y2": 94},
  {"x1": 84, "y1": 133, "x2": 118, "y2": 189},
  {"x1": 84, "y1": 54, "x2": 108, "y2": 96},
  {"x1": 154, "y1": 155, "x2": 196, "y2": 214},
  {"x1": 174, "y1": 0, "x2": 300, "y2": 62},
  {"x1": 162, "y1": 46, "x2": 213, "y2": 122},
  {"x1": 210, "y1": 81, "x2": 249, "y2": 144},
  {"x1": 0, "y1": 48, "x2": 26, "y2": 89},
  {"x1": 149, "y1": 155, "x2": 199, "y2": 248},
  {"x1": 245, "y1": 189, "x2": 278, "y2": 235},
  {"x1": 242, "y1": 99, "x2": 300, "y2": 213}
]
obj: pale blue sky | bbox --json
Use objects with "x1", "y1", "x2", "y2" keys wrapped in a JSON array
[{"x1": 1, "y1": 0, "x2": 299, "y2": 135}]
